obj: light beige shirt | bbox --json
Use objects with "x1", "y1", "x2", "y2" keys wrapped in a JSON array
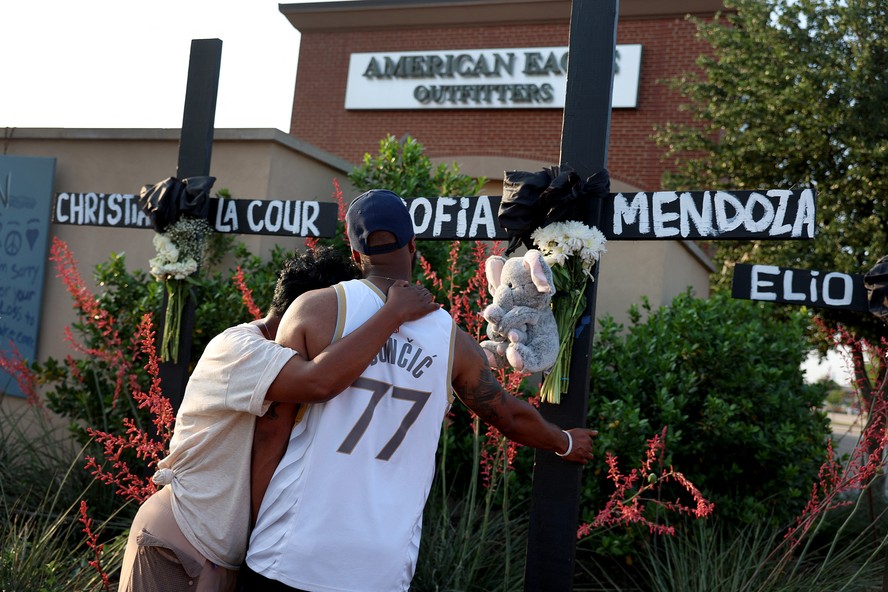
[{"x1": 155, "y1": 323, "x2": 296, "y2": 568}]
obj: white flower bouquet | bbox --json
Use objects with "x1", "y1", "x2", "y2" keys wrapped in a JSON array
[
  {"x1": 531, "y1": 220, "x2": 607, "y2": 404},
  {"x1": 149, "y1": 218, "x2": 211, "y2": 362}
]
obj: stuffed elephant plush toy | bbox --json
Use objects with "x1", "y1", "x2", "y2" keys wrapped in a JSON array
[{"x1": 479, "y1": 249, "x2": 559, "y2": 373}]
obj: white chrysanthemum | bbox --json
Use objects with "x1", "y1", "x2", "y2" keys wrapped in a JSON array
[
  {"x1": 166, "y1": 259, "x2": 198, "y2": 280},
  {"x1": 152, "y1": 234, "x2": 179, "y2": 261},
  {"x1": 532, "y1": 221, "x2": 607, "y2": 265},
  {"x1": 544, "y1": 244, "x2": 568, "y2": 267}
]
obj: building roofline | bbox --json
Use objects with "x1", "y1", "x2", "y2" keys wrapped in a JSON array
[
  {"x1": 681, "y1": 240, "x2": 717, "y2": 273},
  {"x1": 2, "y1": 127, "x2": 353, "y2": 174},
  {"x1": 279, "y1": 0, "x2": 728, "y2": 32}
]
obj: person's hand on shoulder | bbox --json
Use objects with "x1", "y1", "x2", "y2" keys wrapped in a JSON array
[{"x1": 385, "y1": 280, "x2": 439, "y2": 323}]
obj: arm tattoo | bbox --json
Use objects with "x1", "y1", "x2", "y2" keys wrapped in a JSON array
[{"x1": 457, "y1": 347, "x2": 507, "y2": 424}]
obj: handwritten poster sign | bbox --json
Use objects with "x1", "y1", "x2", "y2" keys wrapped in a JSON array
[{"x1": 0, "y1": 156, "x2": 56, "y2": 397}]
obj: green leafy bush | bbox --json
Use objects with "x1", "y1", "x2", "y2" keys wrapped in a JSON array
[{"x1": 583, "y1": 291, "x2": 831, "y2": 531}]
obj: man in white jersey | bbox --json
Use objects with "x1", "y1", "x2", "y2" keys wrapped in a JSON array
[
  {"x1": 241, "y1": 189, "x2": 597, "y2": 592},
  {"x1": 118, "y1": 247, "x2": 437, "y2": 592}
]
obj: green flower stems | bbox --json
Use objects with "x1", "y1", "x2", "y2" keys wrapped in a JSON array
[
  {"x1": 160, "y1": 280, "x2": 188, "y2": 362},
  {"x1": 540, "y1": 277, "x2": 588, "y2": 404}
]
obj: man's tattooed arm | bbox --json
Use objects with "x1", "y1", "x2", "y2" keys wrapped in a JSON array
[
  {"x1": 452, "y1": 339, "x2": 507, "y2": 426},
  {"x1": 451, "y1": 327, "x2": 588, "y2": 458}
]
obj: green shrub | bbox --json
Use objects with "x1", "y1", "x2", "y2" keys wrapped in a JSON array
[{"x1": 583, "y1": 291, "x2": 831, "y2": 533}]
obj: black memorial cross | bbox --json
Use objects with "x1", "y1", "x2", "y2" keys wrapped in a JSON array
[
  {"x1": 158, "y1": 38, "x2": 222, "y2": 412},
  {"x1": 522, "y1": 2, "x2": 616, "y2": 590},
  {"x1": 516, "y1": 2, "x2": 813, "y2": 589}
]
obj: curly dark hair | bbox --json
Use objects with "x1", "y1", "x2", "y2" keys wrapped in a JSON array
[{"x1": 267, "y1": 246, "x2": 361, "y2": 317}]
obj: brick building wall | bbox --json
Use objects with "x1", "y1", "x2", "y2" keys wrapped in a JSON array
[{"x1": 288, "y1": 13, "x2": 712, "y2": 191}]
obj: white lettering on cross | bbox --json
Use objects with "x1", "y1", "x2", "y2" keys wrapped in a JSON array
[
  {"x1": 469, "y1": 196, "x2": 496, "y2": 238},
  {"x1": 823, "y1": 272, "x2": 853, "y2": 306},
  {"x1": 410, "y1": 198, "x2": 433, "y2": 235},
  {"x1": 282, "y1": 200, "x2": 300, "y2": 234},
  {"x1": 434, "y1": 197, "x2": 457, "y2": 237},
  {"x1": 714, "y1": 191, "x2": 744, "y2": 233},
  {"x1": 302, "y1": 201, "x2": 320, "y2": 236},
  {"x1": 611, "y1": 189, "x2": 815, "y2": 238},
  {"x1": 768, "y1": 189, "x2": 793, "y2": 235},
  {"x1": 793, "y1": 189, "x2": 816, "y2": 238},
  {"x1": 783, "y1": 270, "x2": 807, "y2": 301},
  {"x1": 265, "y1": 201, "x2": 283, "y2": 232},
  {"x1": 247, "y1": 200, "x2": 263, "y2": 232},
  {"x1": 55, "y1": 193, "x2": 70, "y2": 222},
  {"x1": 750, "y1": 264, "x2": 779, "y2": 301},
  {"x1": 680, "y1": 191, "x2": 712, "y2": 237},
  {"x1": 652, "y1": 192, "x2": 679, "y2": 237},
  {"x1": 457, "y1": 198, "x2": 469, "y2": 236},
  {"x1": 744, "y1": 192, "x2": 776, "y2": 233},
  {"x1": 612, "y1": 192, "x2": 650, "y2": 236},
  {"x1": 107, "y1": 195, "x2": 122, "y2": 225},
  {"x1": 215, "y1": 197, "x2": 238, "y2": 232}
]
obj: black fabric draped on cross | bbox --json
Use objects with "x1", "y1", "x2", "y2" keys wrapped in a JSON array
[
  {"x1": 498, "y1": 164, "x2": 609, "y2": 256},
  {"x1": 139, "y1": 176, "x2": 216, "y2": 233}
]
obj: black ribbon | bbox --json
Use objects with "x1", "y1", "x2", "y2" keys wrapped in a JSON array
[
  {"x1": 139, "y1": 176, "x2": 216, "y2": 233},
  {"x1": 499, "y1": 164, "x2": 609, "y2": 255}
]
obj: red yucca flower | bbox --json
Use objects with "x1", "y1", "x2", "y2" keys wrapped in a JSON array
[
  {"x1": 50, "y1": 237, "x2": 137, "y2": 407},
  {"x1": 305, "y1": 178, "x2": 346, "y2": 251},
  {"x1": 784, "y1": 320, "x2": 888, "y2": 547},
  {"x1": 578, "y1": 427, "x2": 714, "y2": 537},
  {"x1": 421, "y1": 240, "x2": 531, "y2": 487},
  {"x1": 84, "y1": 314, "x2": 173, "y2": 503},
  {"x1": 233, "y1": 267, "x2": 263, "y2": 320},
  {"x1": 0, "y1": 339, "x2": 44, "y2": 410},
  {"x1": 79, "y1": 501, "x2": 111, "y2": 591}
]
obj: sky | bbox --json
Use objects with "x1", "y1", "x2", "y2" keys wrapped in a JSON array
[
  {"x1": 802, "y1": 348, "x2": 852, "y2": 387},
  {"x1": 0, "y1": 0, "x2": 351, "y2": 132}
]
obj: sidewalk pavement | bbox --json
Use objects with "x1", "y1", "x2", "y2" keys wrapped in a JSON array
[{"x1": 828, "y1": 411, "x2": 864, "y2": 459}]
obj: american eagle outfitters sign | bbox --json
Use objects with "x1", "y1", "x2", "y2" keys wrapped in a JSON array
[{"x1": 345, "y1": 45, "x2": 642, "y2": 110}]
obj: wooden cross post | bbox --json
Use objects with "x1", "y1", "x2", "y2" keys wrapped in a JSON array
[
  {"x1": 523, "y1": 1, "x2": 618, "y2": 590},
  {"x1": 159, "y1": 38, "x2": 222, "y2": 411}
]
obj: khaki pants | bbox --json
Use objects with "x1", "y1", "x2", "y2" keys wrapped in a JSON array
[{"x1": 118, "y1": 486, "x2": 239, "y2": 592}]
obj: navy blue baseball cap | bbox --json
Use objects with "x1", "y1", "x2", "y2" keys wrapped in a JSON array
[{"x1": 345, "y1": 189, "x2": 415, "y2": 255}]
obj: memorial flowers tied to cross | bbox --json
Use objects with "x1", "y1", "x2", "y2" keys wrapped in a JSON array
[
  {"x1": 532, "y1": 221, "x2": 606, "y2": 404},
  {"x1": 139, "y1": 176, "x2": 215, "y2": 362},
  {"x1": 495, "y1": 165, "x2": 610, "y2": 404}
]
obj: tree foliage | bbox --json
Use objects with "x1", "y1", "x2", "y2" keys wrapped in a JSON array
[
  {"x1": 655, "y1": 0, "x2": 888, "y2": 337},
  {"x1": 347, "y1": 134, "x2": 488, "y2": 303},
  {"x1": 348, "y1": 134, "x2": 485, "y2": 199}
]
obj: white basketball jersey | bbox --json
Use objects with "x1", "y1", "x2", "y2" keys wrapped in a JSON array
[{"x1": 247, "y1": 279, "x2": 456, "y2": 592}]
